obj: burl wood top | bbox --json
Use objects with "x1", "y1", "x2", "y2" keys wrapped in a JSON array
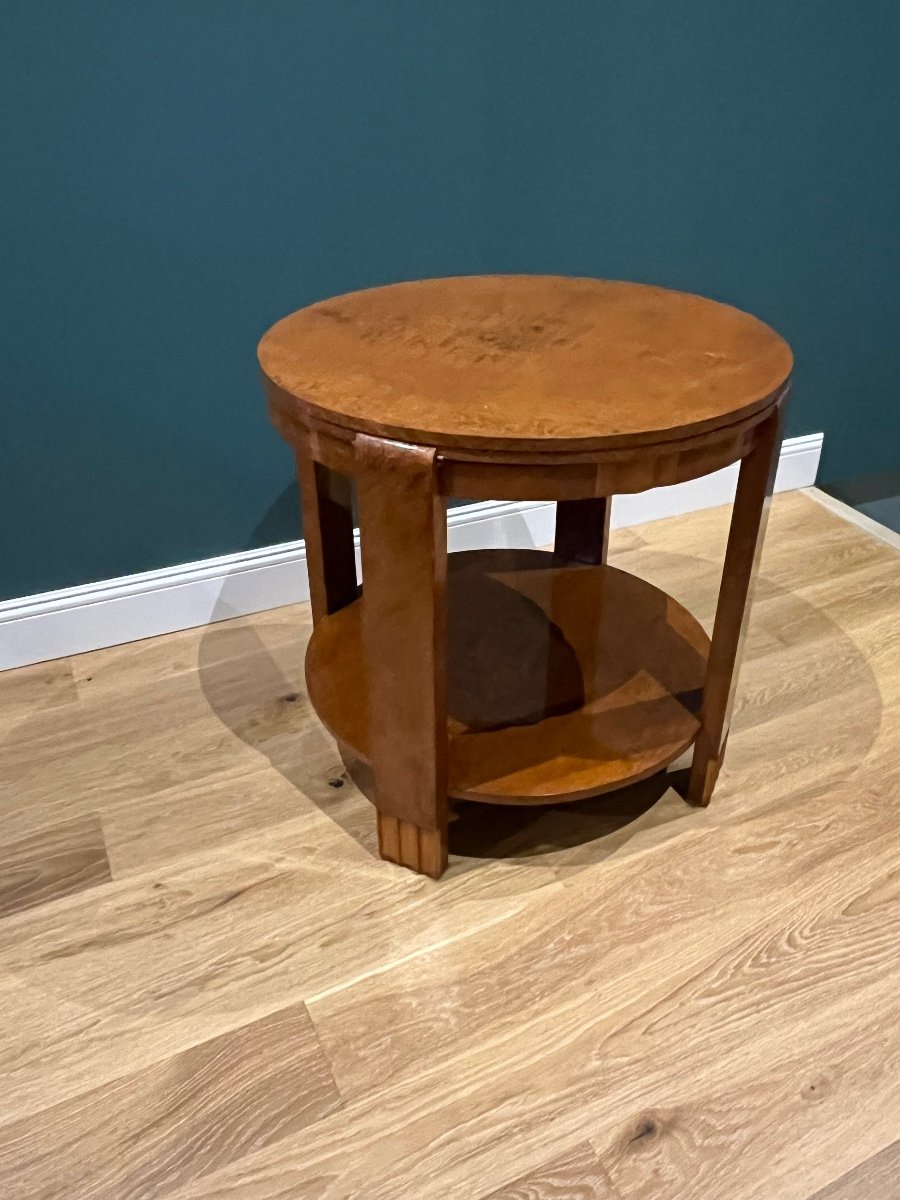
[{"x1": 259, "y1": 275, "x2": 792, "y2": 453}]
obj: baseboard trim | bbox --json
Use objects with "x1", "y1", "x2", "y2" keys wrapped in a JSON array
[
  {"x1": 805, "y1": 485, "x2": 900, "y2": 553},
  {"x1": 0, "y1": 432, "x2": 823, "y2": 671}
]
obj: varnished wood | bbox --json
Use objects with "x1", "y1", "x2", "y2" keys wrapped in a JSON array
[
  {"x1": 377, "y1": 813, "x2": 445, "y2": 878},
  {"x1": 688, "y1": 406, "x2": 784, "y2": 805},
  {"x1": 259, "y1": 276, "x2": 792, "y2": 453},
  {"x1": 273, "y1": 379, "x2": 770, "y2": 502},
  {"x1": 275, "y1": 396, "x2": 769, "y2": 501},
  {"x1": 295, "y1": 451, "x2": 357, "y2": 624},
  {"x1": 261, "y1": 275, "x2": 793, "y2": 874},
  {"x1": 355, "y1": 434, "x2": 449, "y2": 876},
  {"x1": 307, "y1": 550, "x2": 708, "y2": 803},
  {"x1": 0, "y1": 493, "x2": 898, "y2": 1199},
  {"x1": 555, "y1": 497, "x2": 611, "y2": 564},
  {"x1": 436, "y1": 416, "x2": 763, "y2": 500}
]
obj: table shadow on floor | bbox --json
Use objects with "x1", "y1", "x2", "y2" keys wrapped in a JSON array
[{"x1": 197, "y1": 541, "x2": 883, "y2": 872}]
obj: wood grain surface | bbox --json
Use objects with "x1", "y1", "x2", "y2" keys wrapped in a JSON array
[
  {"x1": 0, "y1": 814, "x2": 111, "y2": 919},
  {"x1": 688, "y1": 405, "x2": 783, "y2": 805},
  {"x1": 482, "y1": 1141, "x2": 620, "y2": 1199},
  {"x1": 1, "y1": 489, "x2": 898, "y2": 1200},
  {"x1": 306, "y1": 549, "x2": 709, "y2": 802},
  {"x1": 0, "y1": 1002, "x2": 340, "y2": 1200},
  {"x1": 355, "y1": 434, "x2": 448, "y2": 871},
  {"x1": 809, "y1": 1139, "x2": 900, "y2": 1199},
  {"x1": 259, "y1": 275, "x2": 792, "y2": 452}
]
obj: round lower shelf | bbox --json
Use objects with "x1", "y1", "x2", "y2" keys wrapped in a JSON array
[{"x1": 306, "y1": 549, "x2": 709, "y2": 804}]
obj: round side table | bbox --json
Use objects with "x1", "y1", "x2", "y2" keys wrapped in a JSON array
[{"x1": 259, "y1": 276, "x2": 792, "y2": 878}]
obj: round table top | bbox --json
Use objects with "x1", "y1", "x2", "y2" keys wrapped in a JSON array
[{"x1": 258, "y1": 275, "x2": 792, "y2": 453}]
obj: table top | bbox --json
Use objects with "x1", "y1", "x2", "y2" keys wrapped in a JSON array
[{"x1": 258, "y1": 275, "x2": 792, "y2": 453}]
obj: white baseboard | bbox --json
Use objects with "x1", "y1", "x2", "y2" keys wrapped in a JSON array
[{"x1": 0, "y1": 432, "x2": 822, "y2": 671}]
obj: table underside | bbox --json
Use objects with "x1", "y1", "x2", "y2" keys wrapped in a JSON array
[{"x1": 306, "y1": 548, "x2": 710, "y2": 805}]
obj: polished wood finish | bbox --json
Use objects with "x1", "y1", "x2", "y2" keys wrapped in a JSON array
[
  {"x1": 259, "y1": 276, "x2": 792, "y2": 452},
  {"x1": 688, "y1": 406, "x2": 783, "y2": 805},
  {"x1": 0, "y1": 492, "x2": 898, "y2": 1199},
  {"x1": 272, "y1": 396, "x2": 771, "y2": 501},
  {"x1": 377, "y1": 814, "x2": 446, "y2": 879},
  {"x1": 307, "y1": 550, "x2": 708, "y2": 803},
  {"x1": 261, "y1": 275, "x2": 792, "y2": 875},
  {"x1": 356, "y1": 434, "x2": 449, "y2": 876},
  {"x1": 295, "y1": 451, "x2": 357, "y2": 624},
  {"x1": 436, "y1": 416, "x2": 764, "y2": 500}
]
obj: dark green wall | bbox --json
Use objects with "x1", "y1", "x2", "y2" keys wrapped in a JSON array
[{"x1": 3, "y1": 1, "x2": 899, "y2": 600}]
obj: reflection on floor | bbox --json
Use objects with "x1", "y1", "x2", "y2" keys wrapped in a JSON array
[
  {"x1": 1, "y1": 489, "x2": 899, "y2": 1200},
  {"x1": 823, "y1": 466, "x2": 900, "y2": 536}
]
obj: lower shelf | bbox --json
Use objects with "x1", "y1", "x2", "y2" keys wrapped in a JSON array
[{"x1": 306, "y1": 549, "x2": 710, "y2": 805}]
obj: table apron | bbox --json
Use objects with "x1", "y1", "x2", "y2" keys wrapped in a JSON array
[{"x1": 269, "y1": 392, "x2": 784, "y2": 502}]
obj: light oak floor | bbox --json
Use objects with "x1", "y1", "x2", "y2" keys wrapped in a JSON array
[{"x1": 1, "y1": 488, "x2": 899, "y2": 1200}]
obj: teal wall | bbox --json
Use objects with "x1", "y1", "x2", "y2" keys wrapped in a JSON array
[{"x1": 3, "y1": 1, "x2": 899, "y2": 600}]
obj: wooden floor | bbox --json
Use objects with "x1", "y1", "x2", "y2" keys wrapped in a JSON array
[{"x1": 1, "y1": 488, "x2": 899, "y2": 1200}]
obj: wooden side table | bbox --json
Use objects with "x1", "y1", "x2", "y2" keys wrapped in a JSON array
[{"x1": 259, "y1": 276, "x2": 792, "y2": 878}]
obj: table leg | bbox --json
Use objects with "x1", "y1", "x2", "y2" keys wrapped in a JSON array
[
  {"x1": 296, "y1": 450, "x2": 357, "y2": 625},
  {"x1": 688, "y1": 407, "x2": 784, "y2": 806},
  {"x1": 356, "y1": 434, "x2": 449, "y2": 877},
  {"x1": 554, "y1": 497, "x2": 611, "y2": 564}
]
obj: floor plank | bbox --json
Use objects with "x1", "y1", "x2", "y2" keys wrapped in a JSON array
[
  {"x1": 0, "y1": 816, "x2": 555, "y2": 1125},
  {"x1": 0, "y1": 1001, "x2": 341, "y2": 1200},
  {"x1": 597, "y1": 975, "x2": 900, "y2": 1200},
  {"x1": 166, "y1": 864, "x2": 900, "y2": 1200},
  {"x1": 0, "y1": 612, "x2": 343, "y2": 876},
  {"x1": 480, "y1": 1141, "x2": 620, "y2": 1199},
  {"x1": 0, "y1": 657, "x2": 78, "y2": 724},
  {"x1": 307, "y1": 779, "x2": 895, "y2": 1102},
  {"x1": 0, "y1": 814, "x2": 111, "y2": 920},
  {"x1": 1, "y1": 491, "x2": 899, "y2": 1200},
  {"x1": 808, "y1": 1139, "x2": 900, "y2": 1200}
]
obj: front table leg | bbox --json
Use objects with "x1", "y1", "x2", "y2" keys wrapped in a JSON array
[
  {"x1": 688, "y1": 407, "x2": 784, "y2": 806},
  {"x1": 356, "y1": 434, "x2": 449, "y2": 877}
]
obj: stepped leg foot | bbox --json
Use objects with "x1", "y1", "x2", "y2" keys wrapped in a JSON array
[{"x1": 378, "y1": 814, "x2": 448, "y2": 879}]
